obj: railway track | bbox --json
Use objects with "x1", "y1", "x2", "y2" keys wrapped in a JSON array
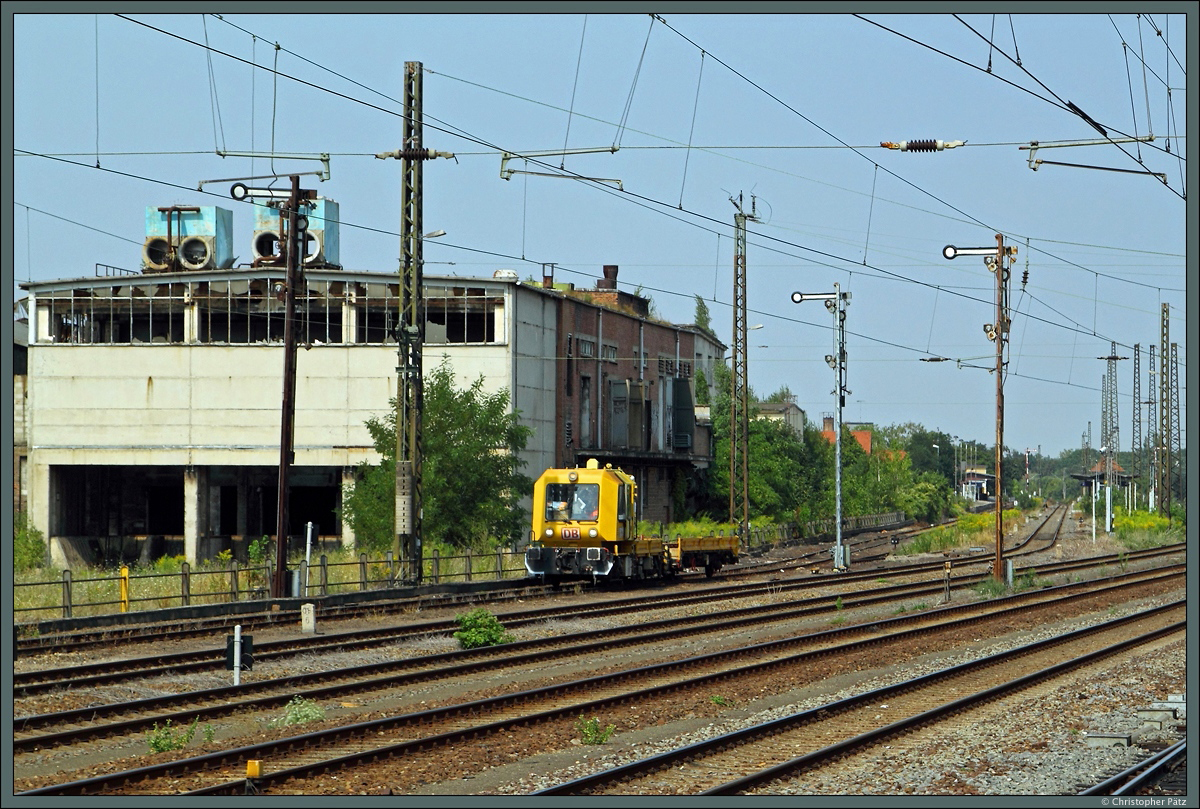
[
  {"x1": 1080, "y1": 739, "x2": 1188, "y2": 796},
  {"x1": 11, "y1": 508, "x2": 1043, "y2": 657},
  {"x1": 13, "y1": 539, "x2": 1178, "y2": 697},
  {"x1": 14, "y1": 563, "x2": 1183, "y2": 754},
  {"x1": 15, "y1": 572, "x2": 1184, "y2": 795},
  {"x1": 534, "y1": 606, "x2": 1184, "y2": 795}
]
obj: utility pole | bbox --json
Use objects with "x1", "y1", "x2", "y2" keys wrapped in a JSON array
[
  {"x1": 792, "y1": 284, "x2": 852, "y2": 571},
  {"x1": 1157, "y1": 304, "x2": 1171, "y2": 519},
  {"x1": 220, "y1": 172, "x2": 318, "y2": 600},
  {"x1": 273, "y1": 175, "x2": 309, "y2": 598},
  {"x1": 1167, "y1": 341, "x2": 1180, "y2": 521},
  {"x1": 1132, "y1": 344, "x2": 1142, "y2": 491},
  {"x1": 729, "y1": 192, "x2": 757, "y2": 544},
  {"x1": 376, "y1": 61, "x2": 455, "y2": 583},
  {"x1": 1146, "y1": 344, "x2": 1157, "y2": 513},
  {"x1": 942, "y1": 235, "x2": 1016, "y2": 581},
  {"x1": 1098, "y1": 342, "x2": 1126, "y2": 534}
]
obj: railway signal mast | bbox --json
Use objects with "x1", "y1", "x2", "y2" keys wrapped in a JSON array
[
  {"x1": 942, "y1": 236, "x2": 1017, "y2": 582},
  {"x1": 792, "y1": 284, "x2": 852, "y2": 571}
]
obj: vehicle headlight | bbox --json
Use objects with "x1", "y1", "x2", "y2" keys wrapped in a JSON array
[
  {"x1": 544, "y1": 528, "x2": 554, "y2": 537},
  {"x1": 588, "y1": 528, "x2": 599, "y2": 538}
]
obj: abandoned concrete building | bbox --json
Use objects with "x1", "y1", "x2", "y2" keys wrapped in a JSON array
[{"x1": 17, "y1": 203, "x2": 724, "y2": 568}]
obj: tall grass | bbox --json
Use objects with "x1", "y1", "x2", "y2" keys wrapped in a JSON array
[
  {"x1": 1113, "y1": 509, "x2": 1185, "y2": 551},
  {"x1": 896, "y1": 510, "x2": 1022, "y2": 555},
  {"x1": 14, "y1": 545, "x2": 527, "y2": 623}
]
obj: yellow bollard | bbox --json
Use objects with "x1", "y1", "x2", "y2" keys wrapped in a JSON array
[
  {"x1": 119, "y1": 565, "x2": 130, "y2": 613},
  {"x1": 247, "y1": 760, "x2": 262, "y2": 778}
]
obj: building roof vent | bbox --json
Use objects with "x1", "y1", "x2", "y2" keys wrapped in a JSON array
[{"x1": 597, "y1": 264, "x2": 619, "y2": 289}]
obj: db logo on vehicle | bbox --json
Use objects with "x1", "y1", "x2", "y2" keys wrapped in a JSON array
[{"x1": 561, "y1": 528, "x2": 580, "y2": 539}]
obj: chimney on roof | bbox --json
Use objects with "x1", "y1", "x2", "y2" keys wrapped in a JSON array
[
  {"x1": 597, "y1": 264, "x2": 618, "y2": 290},
  {"x1": 542, "y1": 264, "x2": 555, "y2": 289},
  {"x1": 823, "y1": 416, "x2": 834, "y2": 432}
]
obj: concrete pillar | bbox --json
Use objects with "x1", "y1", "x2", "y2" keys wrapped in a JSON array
[
  {"x1": 183, "y1": 466, "x2": 206, "y2": 565},
  {"x1": 35, "y1": 302, "x2": 53, "y2": 342},
  {"x1": 33, "y1": 461, "x2": 66, "y2": 568},
  {"x1": 342, "y1": 296, "x2": 358, "y2": 344},
  {"x1": 184, "y1": 299, "x2": 200, "y2": 343}
]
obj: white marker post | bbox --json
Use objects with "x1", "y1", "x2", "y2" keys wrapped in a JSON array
[{"x1": 233, "y1": 624, "x2": 243, "y2": 686}]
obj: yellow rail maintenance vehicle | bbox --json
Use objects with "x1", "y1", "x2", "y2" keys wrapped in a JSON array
[
  {"x1": 525, "y1": 459, "x2": 670, "y2": 586},
  {"x1": 665, "y1": 532, "x2": 739, "y2": 578}
]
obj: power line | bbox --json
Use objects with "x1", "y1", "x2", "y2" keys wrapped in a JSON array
[
  {"x1": 115, "y1": 13, "x2": 1184, "y2": 301},
  {"x1": 17, "y1": 149, "x2": 1179, "y2": 397},
  {"x1": 28, "y1": 18, "x2": 1182, "y2": 373},
  {"x1": 856, "y1": 13, "x2": 1183, "y2": 197}
]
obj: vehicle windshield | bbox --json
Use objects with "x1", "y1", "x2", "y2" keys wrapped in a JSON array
[{"x1": 544, "y1": 483, "x2": 600, "y2": 521}]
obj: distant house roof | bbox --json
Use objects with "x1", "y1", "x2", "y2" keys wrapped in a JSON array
[
  {"x1": 1070, "y1": 458, "x2": 1135, "y2": 485},
  {"x1": 821, "y1": 427, "x2": 872, "y2": 454},
  {"x1": 755, "y1": 401, "x2": 806, "y2": 436}
]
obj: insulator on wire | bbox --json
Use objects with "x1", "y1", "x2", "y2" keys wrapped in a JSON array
[
  {"x1": 881, "y1": 139, "x2": 966, "y2": 152},
  {"x1": 1021, "y1": 269, "x2": 1029, "y2": 288}
]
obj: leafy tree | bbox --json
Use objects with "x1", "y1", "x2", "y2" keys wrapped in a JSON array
[
  {"x1": 699, "y1": 363, "x2": 821, "y2": 524},
  {"x1": 762, "y1": 385, "x2": 796, "y2": 403},
  {"x1": 694, "y1": 367, "x2": 710, "y2": 406},
  {"x1": 339, "y1": 358, "x2": 533, "y2": 553},
  {"x1": 693, "y1": 294, "x2": 712, "y2": 332}
]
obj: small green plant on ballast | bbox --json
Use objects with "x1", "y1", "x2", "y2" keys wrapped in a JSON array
[
  {"x1": 268, "y1": 696, "x2": 326, "y2": 728},
  {"x1": 710, "y1": 695, "x2": 735, "y2": 707},
  {"x1": 577, "y1": 715, "x2": 616, "y2": 745},
  {"x1": 452, "y1": 607, "x2": 514, "y2": 649},
  {"x1": 146, "y1": 716, "x2": 200, "y2": 753}
]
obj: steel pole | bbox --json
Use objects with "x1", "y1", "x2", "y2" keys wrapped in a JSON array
[
  {"x1": 273, "y1": 175, "x2": 301, "y2": 599},
  {"x1": 833, "y1": 285, "x2": 845, "y2": 570},
  {"x1": 993, "y1": 233, "x2": 1005, "y2": 581}
]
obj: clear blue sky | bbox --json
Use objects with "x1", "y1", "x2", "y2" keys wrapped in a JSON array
[{"x1": 8, "y1": 9, "x2": 1192, "y2": 458}]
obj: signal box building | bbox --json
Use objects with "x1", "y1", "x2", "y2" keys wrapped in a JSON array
[{"x1": 18, "y1": 203, "x2": 723, "y2": 568}]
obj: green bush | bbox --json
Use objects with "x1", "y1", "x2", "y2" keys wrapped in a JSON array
[
  {"x1": 147, "y1": 717, "x2": 199, "y2": 753},
  {"x1": 14, "y1": 512, "x2": 47, "y2": 571},
  {"x1": 452, "y1": 608, "x2": 514, "y2": 649},
  {"x1": 268, "y1": 696, "x2": 326, "y2": 728},
  {"x1": 153, "y1": 554, "x2": 187, "y2": 574},
  {"x1": 576, "y1": 715, "x2": 616, "y2": 745},
  {"x1": 249, "y1": 536, "x2": 271, "y2": 565}
]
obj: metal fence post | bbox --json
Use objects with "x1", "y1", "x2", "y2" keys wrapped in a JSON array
[
  {"x1": 298, "y1": 560, "x2": 309, "y2": 598},
  {"x1": 62, "y1": 569, "x2": 72, "y2": 619},
  {"x1": 495, "y1": 549, "x2": 502, "y2": 580},
  {"x1": 230, "y1": 560, "x2": 239, "y2": 602},
  {"x1": 119, "y1": 565, "x2": 130, "y2": 613},
  {"x1": 465, "y1": 549, "x2": 472, "y2": 582},
  {"x1": 181, "y1": 561, "x2": 191, "y2": 606},
  {"x1": 386, "y1": 551, "x2": 395, "y2": 586},
  {"x1": 432, "y1": 549, "x2": 440, "y2": 584},
  {"x1": 359, "y1": 553, "x2": 368, "y2": 591},
  {"x1": 320, "y1": 554, "x2": 328, "y2": 596}
]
